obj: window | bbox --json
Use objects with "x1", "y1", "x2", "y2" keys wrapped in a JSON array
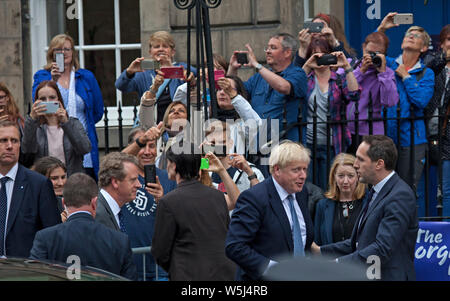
[{"x1": 30, "y1": 0, "x2": 141, "y2": 126}]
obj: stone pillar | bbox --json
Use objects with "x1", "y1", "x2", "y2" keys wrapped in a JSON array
[{"x1": 0, "y1": 0, "x2": 24, "y2": 114}]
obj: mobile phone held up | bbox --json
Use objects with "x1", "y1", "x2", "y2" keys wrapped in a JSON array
[
  {"x1": 41, "y1": 101, "x2": 60, "y2": 114},
  {"x1": 236, "y1": 52, "x2": 248, "y2": 65},
  {"x1": 54, "y1": 52, "x2": 64, "y2": 72},
  {"x1": 160, "y1": 66, "x2": 184, "y2": 79},
  {"x1": 200, "y1": 158, "x2": 209, "y2": 170},
  {"x1": 393, "y1": 13, "x2": 413, "y2": 25},
  {"x1": 303, "y1": 21, "x2": 324, "y2": 33},
  {"x1": 214, "y1": 70, "x2": 225, "y2": 88},
  {"x1": 144, "y1": 164, "x2": 156, "y2": 184},
  {"x1": 316, "y1": 54, "x2": 337, "y2": 66},
  {"x1": 141, "y1": 59, "x2": 160, "y2": 70}
]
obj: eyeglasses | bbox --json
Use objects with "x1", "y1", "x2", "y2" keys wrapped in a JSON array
[
  {"x1": 54, "y1": 48, "x2": 73, "y2": 52},
  {"x1": 0, "y1": 95, "x2": 7, "y2": 100},
  {"x1": 264, "y1": 45, "x2": 279, "y2": 52},
  {"x1": 405, "y1": 33, "x2": 422, "y2": 39}
]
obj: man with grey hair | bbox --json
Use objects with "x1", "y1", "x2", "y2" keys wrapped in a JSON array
[
  {"x1": 377, "y1": 13, "x2": 435, "y2": 192},
  {"x1": 228, "y1": 33, "x2": 308, "y2": 143},
  {"x1": 95, "y1": 152, "x2": 142, "y2": 232},
  {"x1": 225, "y1": 140, "x2": 314, "y2": 280}
]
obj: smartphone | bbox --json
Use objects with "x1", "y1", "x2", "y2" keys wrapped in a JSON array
[
  {"x1": 160, "y1": 66, "x2": 184, "y2": 79},
  {"x1": 41, "y1": 101, "x2": 60, "y2": 114},
  {"x1": 236, "y1": 52, "x2": 248, "y2": 65},
  {"x1": 54, "y1": 52, "x2": 64, "y2": 72},
  {"x1": 214, "y1": 69, "x2": 225, "y2": 87},
  {"x1": 316, "y1": 54, "x2": 337, "y2": 66},
  {"x1": 141, "y1": 59, "x2": 160, "y2": 70},
  {"x1": 200, "y1": 158, "x2": 209, "y2": 170},
  {"x1": 303, "y1": 21, "x2": 324, "y2": 33},
  {"x1": 393, "y1": 13, "x2": 413, "y2": 25},
  {"x1": 144, "y1": 164, "x2": 156, "y2": 184}
]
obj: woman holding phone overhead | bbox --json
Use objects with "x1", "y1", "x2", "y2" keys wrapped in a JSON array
[
  {"x1": 116, "y1": 31, "x2": 196, "y2": 124},
  {"x1": 22, "y1": 81, "x2": 91, "y2": 177},
  {"x1": 32, "y1": 34, "x2": 104, "y2": 181}
]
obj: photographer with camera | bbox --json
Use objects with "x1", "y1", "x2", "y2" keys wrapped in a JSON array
[
  {"x1": 346, "y1": 32, "x2": 399, "y2": 154},
  {"x1": 302, "y1": 36, "x2": 360, "y2": 190}
]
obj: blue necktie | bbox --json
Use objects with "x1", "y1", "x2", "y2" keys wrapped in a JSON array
[
  {"x1": 287, "y1": 195, "x2": 305, "y2": 257},
  {"x1": 118, "y1": 210, "x2": 127, "y2": 234},
  {"x1": 0, "y1": 177, "x2": 10, "y2": 256}
]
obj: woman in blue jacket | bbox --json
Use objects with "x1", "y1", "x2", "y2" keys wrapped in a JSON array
[
  {"x1": 32, "y1": 34, "x2": 104, "y2": 181},
  {"x1": 377, "y1": 13, "x2": 435, "y2": 191}
]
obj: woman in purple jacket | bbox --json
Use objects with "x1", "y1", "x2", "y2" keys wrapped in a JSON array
[{"x1": 346, "y1": 32, "x2": 399, "y2": 154}]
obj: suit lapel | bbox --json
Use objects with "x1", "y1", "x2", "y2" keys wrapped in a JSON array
[
  {"x1": 6, "y1": 165, "x2": 27, "y2": 236},
  {"x1": 267, "y1": 178, "x2": 293, "y2": 251},
  {"x1": 98, "y1": 192, "x2": 120, "y2": 231},
  {"x1": 359, "y1": 174, "x2": 398, "y2": 232}
]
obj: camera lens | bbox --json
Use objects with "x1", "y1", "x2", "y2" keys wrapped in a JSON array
[{"x1": 370, "y1": 53, "x2": 382, "y2": 68}]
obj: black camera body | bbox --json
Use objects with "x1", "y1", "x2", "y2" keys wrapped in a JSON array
[
  {"x1": 369, "y1": 52, "x2": 382, "y2": 68},
  {"x1": 316, "y1": 54, "x2": 337, "y2": 66}
]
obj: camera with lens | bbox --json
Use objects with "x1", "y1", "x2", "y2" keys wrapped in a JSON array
[{"x1": 369, "y1": 52, "x2": 382, "y2": 68}]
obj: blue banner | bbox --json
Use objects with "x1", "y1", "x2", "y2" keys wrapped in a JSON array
[{"x1": 415, "y1": 221, "x2": 450, "y2": 281}]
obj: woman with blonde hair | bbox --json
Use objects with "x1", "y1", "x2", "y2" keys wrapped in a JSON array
[
  {"x1": 314, "y1": 153, "x2": 366, "y2": 245},
  {"x1": 32, "y1": 33, "x2": 104, "y2": 181}
]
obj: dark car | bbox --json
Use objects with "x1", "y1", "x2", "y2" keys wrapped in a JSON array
[{"x1": 0, "y1": 257, "x2": 129, "y2": 281}]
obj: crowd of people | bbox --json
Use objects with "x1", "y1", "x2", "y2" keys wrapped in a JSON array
[{"x1": 0, "y1": 11, "x2": 448, "y2": 281}]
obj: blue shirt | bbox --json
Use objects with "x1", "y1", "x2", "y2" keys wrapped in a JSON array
[
  {"x1": 244, "y1": 63, "x2": 308, "y2": 141},
  {"x1": 57, "y1": 84, "x2": 93, "y2": 168},
  {"x1": 120, "y1": 168, "x2": 176, "y2": 281}
]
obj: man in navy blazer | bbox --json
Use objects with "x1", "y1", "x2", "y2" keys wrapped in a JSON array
[
  {"x1": 225, "y1": 141, "x2": 314, "y2": 280},
  {"x1": 314, "y1": 136, "x2": 418, "y2": 280},
  {"x1": 30, "y1": 173, "x2": 137, "y2": 280},
  {"x1": 0, "y1": 121, "x2": 60, "y2": 258}
]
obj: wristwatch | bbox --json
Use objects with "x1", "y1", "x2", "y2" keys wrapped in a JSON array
[
  {"x1": 135, "y1": 137, "x2": 146, "y2": 148},
  {"x1": 248, "y1": 173, "x2": 257, "y2": 181},
  {"x1": 255, "y1": 63, "x2": 263, "y2": 72}
]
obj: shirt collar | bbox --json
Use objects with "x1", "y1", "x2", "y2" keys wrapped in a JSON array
[
  {"x1": 68, "y1": 211, "x2": 92, "y2": 219},
  {"x1": 100, "y1": 189, "x2": 121, "y2": 216},
  {"x1": 373, "y1": 171, "x2": 396, "y2": 194},
  {"x1": 395, "y1": 55, "x2": 422, "y2": 72},
  {"x1": 0, "y1": 163, "x2": 19, "y2": 181}
]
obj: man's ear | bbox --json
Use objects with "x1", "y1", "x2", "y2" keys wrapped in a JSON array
[
  {"x1": 111, "y1": 177, "x2": 119, "y2": 189},
  {"x1": 62, "y1": 198, "x2": 66, "y2": 209},
  {"x1": 91, "y1": 196, "x2": 98, "y2": 211},
  {"x1": 375, "y1": 159, "x2": 385, "y2": 170}
]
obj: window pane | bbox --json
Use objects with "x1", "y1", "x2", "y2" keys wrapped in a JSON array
[
  {"x1": 120, "y1": 0, "x2": 140, "y2": 44},
  {"x1": 84, "y1": 50, "x2": 116, "y2": 107},
  {"x1": 83, "y1": 0, "x2": 115, "y2": 45}
]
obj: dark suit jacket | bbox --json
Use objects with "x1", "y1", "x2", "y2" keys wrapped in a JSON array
[
  {"x1": 225, "y1": 176, "x2": 314, "y2": 281},
  {"x1": 30, "y1": 212, "x2": 137, "y2": 280},
  {"x1": 151, "y1": 180, "x2": 236, "y2": 281},
  {"x1": 5, "y1": 164, "x2": 61, "y2": 257},
  {"x1": 95, "y1": 191, "x2": 120, "y2": 231},
  {"x1": 321, "y1": 173, "x2": 418, "y2": 281}
]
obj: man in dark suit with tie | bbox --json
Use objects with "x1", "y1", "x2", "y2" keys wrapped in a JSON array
[
  {"x1": 95, "y1": 152, "x2": 142, "y2": 231},
  {"x1": 0, "y1": 120, "x2": 60, "y2": 258},
  {"x1": 313, "y1": 135, "x2": 418, "y2": 280},
  {"x1": 225, "y1": 140, "x2": 314, "y2": 280},
  {"x1": 30, "y1": 173, "x2": 137, "y2": 279}
]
